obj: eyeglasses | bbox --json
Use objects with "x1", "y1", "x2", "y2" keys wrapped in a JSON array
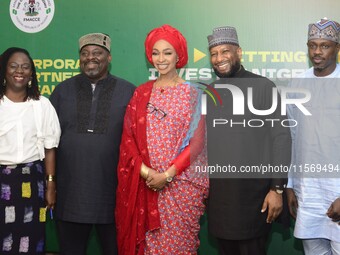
[{"x1": 146, "y1": 102, "x2": 167, "y2": 120}]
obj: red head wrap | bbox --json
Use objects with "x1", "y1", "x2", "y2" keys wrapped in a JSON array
[{"x1": 144, "y1": 24, "x2": 188, "y2": 69}]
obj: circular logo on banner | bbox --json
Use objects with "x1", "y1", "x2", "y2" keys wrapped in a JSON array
[{"x1": 9, "y1": 0, "x2": 55, "y2": 33}]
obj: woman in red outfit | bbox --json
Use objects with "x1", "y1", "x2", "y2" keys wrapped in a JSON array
[{"x1": 115, "y1": 25, "x2": 209, "y2": 255}]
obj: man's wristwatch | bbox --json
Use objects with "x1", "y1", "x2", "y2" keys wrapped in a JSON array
[{"x1": 164, "y1": 172, "x2": 173, "y2": 183}]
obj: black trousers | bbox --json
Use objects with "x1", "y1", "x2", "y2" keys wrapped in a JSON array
[
  {"x1": 56, "y1": 220, "x2": 117, "y2": 255},
  {"x1": 217, "y1": 235, "x2": 268, "y2": 255}
]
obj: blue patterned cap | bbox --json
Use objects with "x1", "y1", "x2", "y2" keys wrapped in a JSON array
[
  {"x1": 207, "y1": 26, "x2": 239, "y2": 48},
  {"x1": 308, "y1": 18, "x2": 340, "y2": 43}
]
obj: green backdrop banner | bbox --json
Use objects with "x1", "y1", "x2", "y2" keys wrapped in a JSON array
[{"x1": 1, "y1": 0, "x2": 338, "y2": 254}]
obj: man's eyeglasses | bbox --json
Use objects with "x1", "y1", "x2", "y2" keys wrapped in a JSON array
[{"x1": 146, "y1": 103, "x2": 167, "y2": 120}]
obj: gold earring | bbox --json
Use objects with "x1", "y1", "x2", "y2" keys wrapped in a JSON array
[
  {"x1": 3, "y1": 79, "x2": 6, "y2": 86},
  {"x1": 28, "y1": 80, "x2": 32, "y2": 88}
]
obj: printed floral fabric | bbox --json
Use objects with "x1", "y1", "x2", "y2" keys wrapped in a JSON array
[
  {"x1": 144, "y1": 84, "x2": 209, "y2": 254},
  {"x1": 0, "y1": 161, "x2": 45, "y2": 254},
  {"x1": 116, "y1": 81, "x2": 208, "y2": 255}
]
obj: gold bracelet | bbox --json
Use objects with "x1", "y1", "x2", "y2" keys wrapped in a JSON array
[
  {"x1": 140, "y1": 165, "x2": 149, "y2": 179},
  {"x1": 46, "y1": 174, "x2": 55, "y2": 182}
]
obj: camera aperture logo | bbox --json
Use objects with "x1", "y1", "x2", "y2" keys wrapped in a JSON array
[{"x1": 10, "y1": 0, "x2": 55, "y2": 33}]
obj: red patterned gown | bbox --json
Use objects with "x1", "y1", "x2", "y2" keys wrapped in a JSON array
[
  {"x1": 144, "y1": 83, "x2": 208, "y2": 254},
  {"x1": 116, "y1": 81, "x2": 209, "y2": 255}
]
